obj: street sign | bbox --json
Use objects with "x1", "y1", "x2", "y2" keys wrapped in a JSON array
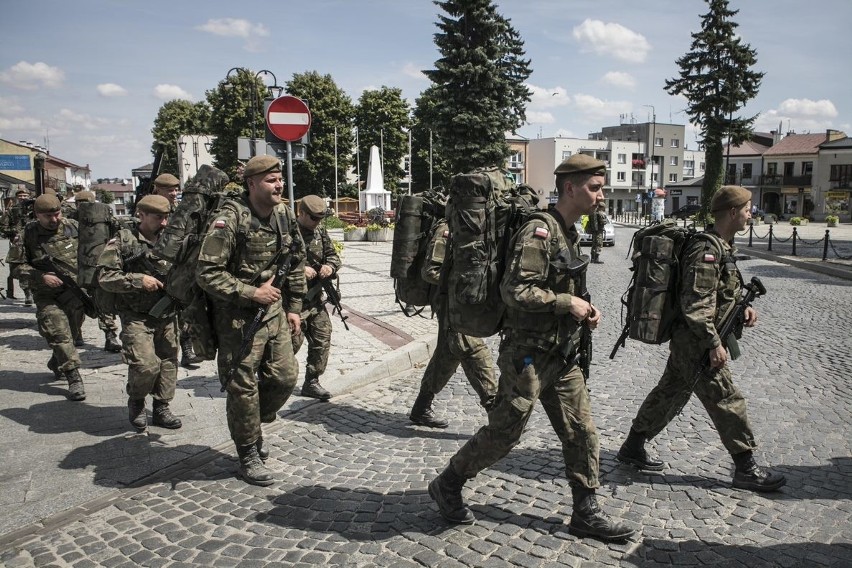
[{"x1": 265, "y1": 96, "x2": 311, "y2": 142}]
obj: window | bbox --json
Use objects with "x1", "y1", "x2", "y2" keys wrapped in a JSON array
[
  {"x1": 700, "y1": 162, "x2": 706, "y2": 172},
  {"x1": 669, "y1": 173, "x2": 678, "y2": 182},
  {"x1": 509, "y1": 151, "x2": 524, "y2": 168},
  {"x1": 655, "y1": 137, "x2": 663, "y2": 147},
  {"x1": 617, "y1": 171, "x2": 626, "y2": 182},
  {"x1": 671, "y1": 139, "x2": 680, "y2": 148},
  {"x1": 562, "y1": 150, "x2": 572, "y2": 160},
  {"x1": 802, "y1": 161, "x2": 813, "y2": 175},
  {"x1": 742, "y1": 163, "x2": 753, "y2": 179},
  {"x1": 617, "y1": 153, "x2": 626, "y2": 164},
  {"x1": 684, "y1": 160, "x2": 695, "y2": 169},
  {"x1": 669, "y1": 156, "x2": 678, "y2": 166},
  {"x1": 767, "y1": 162, "x2": 778, "y2": 175}
]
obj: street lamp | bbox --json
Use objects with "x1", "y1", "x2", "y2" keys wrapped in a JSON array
[{"x1": 643, "y1": 104, "x2": 656, "y2": 225}]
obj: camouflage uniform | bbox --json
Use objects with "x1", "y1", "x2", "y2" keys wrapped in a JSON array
[
  {"x1": 2, "y1": 198, "x2": 35, "y2": 303},
  {"x1": 10, "y1": 217, "x2": 86, "y2": 397},
  {"x1": 292, "y1": 221, "x2": 341, "y2": 389},
  {"x1": 410, "y1": 220, "x2": 497, "y2": 428},
  {"x1": 589, "y1": 207, "x2": 606, "y2": 263},
  {"x1": 446, "y1": 209, "x2": 600, "y2": 487},
  {"x1": 630, "y1": 231, "x2": 756, "y2": 454},
  {"x1": 98, "y1": 225, "x2": 179, "y2": 428},
  {"x1": 196, "y1": 194, "x2": 305, "y2": 449}
]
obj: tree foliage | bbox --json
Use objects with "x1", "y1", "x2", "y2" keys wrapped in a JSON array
[
  {"x1": 424, "y1": 0, "x2": 532, "y2": 174},
  {"x1": 665, "y1": 0, "x2": 763, "y2": 213},
  {"x1": 354, "y1": 87, "x2": 412, "y2": 199},
  {"x1": 411, "y1": 86, "x2": 453, "y2": 190},
  {"x1": 285, "y1": 71, "x2": 355, "y2": 200},
  {"x1": 95, "y1": 188, "x2": 114, "y2": 204},
  {"x1": 150, "y1": 100, "x2": 211, "y2": 177}
]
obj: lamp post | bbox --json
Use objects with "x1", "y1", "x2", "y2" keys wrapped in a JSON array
[
  {"x1": 643, "y1": 104, "x2": 656, "y2": 225},
  {"x1": 178, "y1": 134, "x2": 213, "y2": 182},
  {"x1": 334, "y1": 126, "x2": 339, "y2": 215}
]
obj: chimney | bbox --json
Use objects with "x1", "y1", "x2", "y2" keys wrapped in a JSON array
[{"x1": 826, "y1": 129, "x2": 845, "y2": 143}]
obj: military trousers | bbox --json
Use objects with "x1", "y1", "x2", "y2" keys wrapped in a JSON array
[
  {"x1": 292, "y1": 305, "x2": 332, "y2": 379},
  {"x1": 215, "y1": 308, "x2": 298, "y2": 447},
  {"x1": 631, "y1": 338, "x2": 757, "y2": 456},
  {"x1": 420, "y1": 313, "x2": 497, "y2": 408},
  {"x1": 35, "y1": 299, "x2": 84, "y2": 372},
  {"x1": 119, "y1": 313, "x2": 178, "y2": 402},
  {"x1": 97, "y1": 312, "x2": 119, "y2": 334},
  {"x1": 450, "y1": 341, "x2": 600, "y2": 489}
]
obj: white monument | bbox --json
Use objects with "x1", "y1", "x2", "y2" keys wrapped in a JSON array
[{"x1": 359, "y1": 145, "x2": 392, "y2": 213}]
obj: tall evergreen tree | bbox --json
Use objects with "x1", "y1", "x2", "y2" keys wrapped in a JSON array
[
  {"x1": 411, "y1": 86, "x2": 452, "y2": 190},
  {"x1": 665, "y1": 0, "x2": 763, "y2": 216},
  {"x1": 425, "y1": 0, "x2": 532, "y2": 174},
  {"x1": 354, "y1": 87, "x2": 412, "y2": 199},
  {"x1": 150, "y1": 99, "x2": 211, "y2": 177}
]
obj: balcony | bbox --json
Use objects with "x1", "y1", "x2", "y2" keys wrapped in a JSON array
[
  {"x1": 829, "y1": 178, "x2": 851, "y2": 190},
  {"x1": 759, "y1": 174, "x2": 812, "y2": 187}
]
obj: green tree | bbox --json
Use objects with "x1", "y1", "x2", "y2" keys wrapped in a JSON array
[
  {"x1": 411, "y1": 86, "x2": 453, "y2": 190},
  {"x1": 205, "y1": 68, "x2": 267, "y2": 180},
  {"x1": 354, "y1": 87, "x2": 412, "y2": 199},
  {"x1": 665, "y1": 0, "x2": 763, "y2": 216},
  {"x1": 425, "y1": 0, "x2": 532, "y2": 174},
  {"x1": 95, "y1": 188, "x2": 114, "y2": 204},
  {"x1": 285, "y1": 71, "x2": 355, "y2": 200},
  {"x1": 150, "y1": 100, "x2": 211, "y2": 176}
]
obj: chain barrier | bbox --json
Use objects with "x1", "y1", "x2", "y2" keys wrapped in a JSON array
[
  {"x1": 828, "y1": 239, "x2": 852, "y2": 261},
  {"x1": 740, "y1": 223, "x2": 851, "y2": 261}
]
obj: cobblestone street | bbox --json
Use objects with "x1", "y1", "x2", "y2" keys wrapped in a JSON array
[{"x1": 1, "y1": 225, "x2": 850, "y2": 567}]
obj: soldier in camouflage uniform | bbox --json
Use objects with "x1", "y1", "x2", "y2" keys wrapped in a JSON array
[
  {"x1": 589, "y1": 202, "x2": 607, "y2": 263},
  {"x1": 429, "y1": 155, "x2": 635, "y2": 542},
  {"x1": 196, "y1": 155, "x2": 306, "y2": 486},
  {"x1": 292, "y1": 195, "x2": 341, "y2": 401},
  {"x1": 98, "y1": 195, "x2": 182, "y2": 431},
  {"x1": 9, "y1": 194, "x2": 87, "y2": 401},
  {"x1": 2, "y1": 189, "x2": 35, "y2": 305},
  {"x1": 617, "y1": 185, "x2": 786, "y2": 492},
  {"x1": 151, "y1": 173, "x2": 202, "y2": 369},
  {"x1": 408, "y1": 218, "x2": 498, "y2": 428}
]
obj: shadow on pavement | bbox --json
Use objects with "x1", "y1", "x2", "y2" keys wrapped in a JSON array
[
  {"x1": 625, "y1": 538, "x2": 851, "y2": 567},
  {"x1": 745, "y1": 262, "x2": 852, "y2": 285},
  {"x1": 0, "y1": 369, "x2": 65, "y2": 396},
  {"x1": 0, "y1": 398, "x2": 128, "y2": 436}
]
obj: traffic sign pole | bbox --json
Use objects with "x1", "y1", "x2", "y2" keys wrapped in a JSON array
[
  {"x1": 286, "y1": 141, "x2": 295, "y2": 214},
  {"x1": 265, "y1": 96, "x2": 312, "y2": 213}
]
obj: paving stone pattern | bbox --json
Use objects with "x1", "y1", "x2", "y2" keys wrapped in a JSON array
[{"x1": 1, "y1": 226, "x2": 851, "y2": 566}]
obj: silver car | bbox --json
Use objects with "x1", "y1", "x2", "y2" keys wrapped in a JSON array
[{"x1": 575, "y1": 215, "x2": 615, "y2": 246}]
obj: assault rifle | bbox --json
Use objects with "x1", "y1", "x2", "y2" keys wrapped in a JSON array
[
  {"x1": 673, "y1": 276, "x2": 766, "y2": 417},
  {"x1": 220, "y1": 240, "x2": 300, "y2": 392},
  {"x1": 130, "y1": 143, "x2": 164, "y2": 217},
  {"x1": 122, "y1": 248, "x2": 175, "y2": 319},
  {"x1": 552, "y1": 249, "x2": 592, "y2": 381},
  {"x1": 304, "y1": 263, "x2": 349, "y2": 330},
  {"x1": 31, "y1": 256, "x2": 98, "y2": 318}
]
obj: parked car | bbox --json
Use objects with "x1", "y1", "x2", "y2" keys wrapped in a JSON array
[
  {"x1": 668, "y1": 204, "x2": 701, "y2": 220},
  {"x1": 575, "y1": 215, "x2": 615, "y2": 247}
]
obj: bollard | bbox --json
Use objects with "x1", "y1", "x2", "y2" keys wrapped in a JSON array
[
  {"x1": 792, "y1": 227, "x2": 797, "y2": 256},
  {"x1": 768, "y1": 224, "x2": 773, "y2": 251},
  {"x1": 748, "y1": 223, "x2": 754, "y2": 247},
  {"x1": 823, "y1": 229, "x2": 830, "y2": 261}
]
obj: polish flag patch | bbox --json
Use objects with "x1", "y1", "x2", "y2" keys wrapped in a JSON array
[
  {"x1": 442, "y1": 230, "x2": 450, "y2": 238},
  {"x1": 534, "y1": 227, "x2": 549, "y2": 239},
  {"x1": 703, "y1": 253, "x2": 716, "y2": 263},
  {"x1": 213, "y1": 219, "x2": 227, "y2": 229}
]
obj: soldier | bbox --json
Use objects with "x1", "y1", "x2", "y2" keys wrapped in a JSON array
[
  {"x1": 2, "y1": 189, "x2": 35, "y2": 305},
  {"x1": 196, "y1": 155, "x2": 306, "y2": 486},
  {"x1": 152, "y1": 173, "x2": 201, "y2": 369},
  {"x1": 408, "y1": 218, "x2": 498, "y2": 428},
  {"x1": 589, "y1": 202, "x2": 607, "y2": 264},
  {"x1": 10, "y1": 194, "x2": 87, "y2": 400},
  {"x1": 292, "y1": 195, "x2": 341, "y2": 401},
  {"x1": 428, "y1": 154, "x2": 635, "y2": 542},
  {"x1": 97, "y1": 194, "x2": 182, "y2": 431},
  {"x1": 617, "y1": 185, "x2": 786, "y2": 492}
]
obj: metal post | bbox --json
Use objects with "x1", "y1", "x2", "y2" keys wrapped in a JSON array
[
  {"x1": 792, "y1": 227, "x2": 797, "y2": 256},
  {"x1": 334, "y1": 127, "x2": 338, "y2": 215},
  {"x1": 33, "y1": 153, "x2": 46, "y2": 197},
  {"x1": 823, "y1": 229, "x2": 830, "y2": 261},
  {"x1": 429, "y1": 129, "x2": 433, "y2": 189},
  {"x1": 768, "y1": 224, "x2": 773, "y2": 251},
  {"x1": 748, "y1": 223, "x2": 753, "y2": 247},
  {"x1": 285, "y1": 141, "x2": 295, "y2": 214},
  {"x1": 408, "y1": 128, "x2": 412, "y2": 196}
]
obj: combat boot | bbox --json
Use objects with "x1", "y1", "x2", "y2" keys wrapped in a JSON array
[
  {"x1": 180, "y1": 334, "x2": 201, "y2": 369},
  {"x1": 24, "y1": 288, "x2": 33, "y2": 306},
  {"x1": 237, "y1": 444, "x2": 274, "y2": 486},
  {"x1": 257, "y1": 437, "x2": 269, "y2": 461},
  {"x1": 152, "y1": 400, "x2": 182, "y2": 429},
  {"x1": 104, "y1": 331, "x2": 122, "y2": 353},
  {"x1": 47, "y1": 355, "x2": 63, "y2": 380},
  {"x1": 74, "y1": 334, "x2": 84, "y2": 347},
  {"x1": 64, "y1": 368, "x2": 86, "y2": 402},
  {"x1": 128, "y1": 398, "x2": 147, "y2": 431},
  {"x1": 409, "y1": 391, "x2": 449, "y2": 428},
  {"x1": 568, "y1": 486, "x2": 636, "y2": 542},
  {"x1": 617, "y1": 428, "x2": 665, "y2": 471},
  {"x1": 428, "y1": 465, "x2": 474, "y2": 524},
  {"x1": 6, "y1": 276, "x2": 15, "y2": 299},
  {"x1": 732, "y1": 451, "x2": 786, "y2": 492},
  {"x1": 301, "y1": 375, "x2": 332, "y2": 401}
]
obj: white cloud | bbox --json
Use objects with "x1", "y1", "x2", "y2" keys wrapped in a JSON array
[
  {"x1": 600, "y1": 71, "x2": 636, "y2": 90},
  {"x1": 0, "y1": 115, "x2": 42, "y2": 130},
  {"x1": 527, "y1": 84, "x2": 570, "y2": 109},
  {"x1": 0, "y1": 96, "x2": 25, "y2": 115},
  {"x1": 97, "y1": 83, "x2": 128, "y2": 97},
  {"x1": 526, "y1": 111, "x2": 555, "y2": 124},
  {"x1": 153, "y1": 84, "x2": 194, "y2": 101},
  {"x1": 572, "y1": 94, "x2": 633, "y2": 120},
  {"x1": 402, "y1": 63, "x2": 427, "y2": 81},
  {"x1": 776, "y1": 98, "x2": 838, "y2": 119},
  {"x1": 57, "y1": 108, "x2": 108, "y2": 130},
  {"x1": 555, "y1": 128, "x2": 579, "y2": 139},
  {"x1": 197, "y1": 18, "x2": 269, "y2": 51},
  {"x1": 572, "y1": 19, "x2": 650, "y2": 63},
  {"x1": 0, "y1": 61, "x2": 64, "y2": 89},
  {"x1": 755, "y1": 98, "x2": 841, "y2": 135}
]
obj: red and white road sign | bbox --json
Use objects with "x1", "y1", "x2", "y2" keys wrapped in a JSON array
[{"x1": 265, "y1": 95, "x2": 311, "y2": 142}]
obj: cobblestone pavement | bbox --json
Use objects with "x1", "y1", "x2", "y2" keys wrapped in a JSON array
[{"x1": 1, "y1": 225, "x2": 851, "y2": 567}]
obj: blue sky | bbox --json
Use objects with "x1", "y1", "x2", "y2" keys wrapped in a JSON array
[{"x1": 2, "y1": 0, "x2": 850, "y2": 178}]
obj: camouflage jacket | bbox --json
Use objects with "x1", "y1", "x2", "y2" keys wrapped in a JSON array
[
  {"x1": 10, "y1": 218, "x2": 81, "y2": 301},
  {"x1": 1, "y1": 202, "x2": 34, "y2": 239},
  {"x1": 500, "y1": 208, "x2": 585, "y2": 353},
  {"x1": 298, "y1": 223, "x2": 341, "y2": 309},
  {"x1": 196, "y1": 194, "x2": 305, "y2": 319},
  {"x1": 97, "y1": 225, "x2": 173, "y2": 315},
  {"x1": 674, "y1": 230, "x2": 741, "y2": 350}
]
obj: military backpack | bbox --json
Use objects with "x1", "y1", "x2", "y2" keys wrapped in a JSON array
[{"x1": 77, "y1": 201, "x2": 117, "y2": 289}]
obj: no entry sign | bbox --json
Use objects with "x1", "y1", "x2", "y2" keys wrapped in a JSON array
[{"x1": 265, "y1": 96, "x2": 311, "y2": 142}]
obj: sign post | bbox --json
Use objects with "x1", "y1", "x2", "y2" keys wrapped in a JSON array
[{"x1": 265, "y1": 95, "x2": 312, "y2": 212}]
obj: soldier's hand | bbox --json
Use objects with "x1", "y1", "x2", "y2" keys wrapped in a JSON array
[
  {"x1": 568, "y1": 295, "x2": 594, "y2": 322},
  {"x1": 141, "y1": 275, "x2": 164, "y2": 292},
  {"x1": 709, "y1": 344, "x2": 727, "y2": 369},
  {"x1": 743, "y1": 306, "x2": 757, "y2": 327},
  {"x1": 43, "y1": 273, "x2": 63, "y2": 288},
  {"x1": 304, "y1": 266, "x2": 317, "y2": 280},
  {"x1": 253, "y1": 276, "x2": 282, "y2": 306},
  {"x1": 287, "y1": 312, "x2": 301, "y2": 335},
  {"x1": 318, "y1": 264, "x2": 333, "y2": 279},
  {"x1": 586, "y1": 304, "x2": 601, "y2": 330}
]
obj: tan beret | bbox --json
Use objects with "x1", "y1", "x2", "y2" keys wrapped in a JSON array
[
  {"x1": 153, "y1": 173, "x2": 180, "y2": 188},
  {"x1": 244, "y1": 155, "x2": 281, "y2": 178},
  {"x1": 136, "y1": 194, "x2": 171, "y2": 215},
  {"x1": 74, "y1": 190, "x2": 96, "y2": 203},
  {"x1": 34, "y1": 194, "x2": 61, "y2": 213},
  {"x1": 554, "y1": 154, "x2": 607, "y2": 176},
  {"x1": 711, "y1": 185, "x2": 752, "y2": 213},
  {"x1": 300, "y1": 195, "x2": 327, "y2": 217},
  {"x1": 15, "y1": 189, "x2": 30, "y2": 197}
]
